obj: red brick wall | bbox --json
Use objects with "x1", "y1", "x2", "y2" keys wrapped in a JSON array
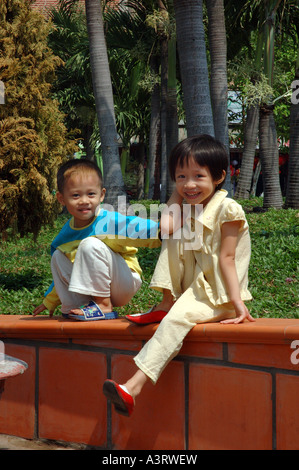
[
  {"x1": 30, "y1": 0, "x2": 120, "y2": 15},
  {"x1": 30, "y1": 0, "x2": 84, "y2": 14},
  {"x1": 1, "y1": 316, "x2": 299, "y2": 449}
]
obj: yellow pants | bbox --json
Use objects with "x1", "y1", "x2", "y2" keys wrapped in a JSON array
[{"x1": 134, "y1": 237, "x2": 235, "y2": 384}]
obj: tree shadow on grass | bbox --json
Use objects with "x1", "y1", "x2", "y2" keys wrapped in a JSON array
[{"x1": 0, "y1": 271, "x2": 46, "y2": 291}]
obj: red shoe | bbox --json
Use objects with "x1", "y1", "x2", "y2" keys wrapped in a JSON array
[
  {"x1": 103, "y1": 379, "x2": 134, "y2": 417},
  {"x1": 126, "y1": 307, "x2": 168, "y2": 325}
]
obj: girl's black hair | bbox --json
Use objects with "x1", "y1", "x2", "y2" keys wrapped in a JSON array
[{"x1": 169, "y1": 134, "x2": 228, "y2": 189}]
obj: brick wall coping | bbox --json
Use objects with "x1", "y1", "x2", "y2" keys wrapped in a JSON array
[{"x1": 0, "y1": 315, "x2": 299, "y2": 344}]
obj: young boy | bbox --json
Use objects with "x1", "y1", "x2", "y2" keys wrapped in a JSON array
[{"x1": 33, "y1": 159, "x2": 161, "y2": 320}]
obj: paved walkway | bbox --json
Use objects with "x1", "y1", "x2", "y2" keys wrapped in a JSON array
[{"x1": 0, "y1": 434, "x2": 83, "y2": 450}]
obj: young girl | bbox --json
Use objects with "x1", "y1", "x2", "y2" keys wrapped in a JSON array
[{"x1": 103, "y1": 134, "x2": 255, "y2": 416}]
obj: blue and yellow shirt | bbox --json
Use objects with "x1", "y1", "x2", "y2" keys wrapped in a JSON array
[{"x1": 43, "y1": 208, "x2": 161, "y2": 311}]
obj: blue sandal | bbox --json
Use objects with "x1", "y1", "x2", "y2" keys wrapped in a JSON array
[{"x1": 64, "y1": 300, "x2": 118, "y2": 321}]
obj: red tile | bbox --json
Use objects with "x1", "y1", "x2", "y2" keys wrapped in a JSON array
[
  {"x1": 228, "y1": 343, "x2": 297, "y2": 370},
  {"x1": 72, "y1": 338, "x2": 143, "y2": 351},
  {"x1": 189, "y1": 363, "x2": 272, "y2": 450},
  {"x1": 180, "y1": 340, "x2": 223, "y2": 359},
  {"x1": 0, "y1": 344, "x2": 36, "y2": 438},
  {"x1": 38, "y1": 347, "x2": 107, "y2": 446},
  {"x1": 276, "y1": 374, "x2": 299, "y2": 450},
  {"x1": 110, "y1": 355, "x2": 185, "y2": 450}
]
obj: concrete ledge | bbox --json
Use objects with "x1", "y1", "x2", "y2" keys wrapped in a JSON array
[
  {"x1": 1, "y1": 315, "x2": 299, "y2": 450},
  {"x1": 1, "y1": 315, "x2": 299, "y2": 343}
]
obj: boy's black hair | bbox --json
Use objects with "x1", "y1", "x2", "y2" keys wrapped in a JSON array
[
  {"x1": 57, "y1": 158, "x2": 103, "y2": 193},
  {"x1": 169, "y1": 134, "x2": 228, "y2": 189}
]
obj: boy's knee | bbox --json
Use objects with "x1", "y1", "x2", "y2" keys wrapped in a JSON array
[
  {"x1": 51, "y1": 248, "x2": 67, "y2": 266},
  {"x1": 79, "y1": 237, "x2": 104, "y2": 251},
  {"x1": 77, "y1": 237, "x2": 110, "y2": 260}
]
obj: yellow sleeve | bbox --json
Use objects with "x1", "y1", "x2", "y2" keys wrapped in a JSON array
[{"x1": 43, "y1": 285, "x2": 61, "y2": 312}]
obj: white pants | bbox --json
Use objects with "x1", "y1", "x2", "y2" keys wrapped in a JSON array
[{"x1": 51, "y1": 237, "x2": 142, "y2": 314}]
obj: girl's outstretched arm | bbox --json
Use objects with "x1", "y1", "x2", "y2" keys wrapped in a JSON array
[{"x1": 219, "y1": 220, "x2": 255, "y2": 324}]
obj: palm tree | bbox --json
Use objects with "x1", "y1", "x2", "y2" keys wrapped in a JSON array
[
  {"x1": 285, "y1": 43, "x2": 299, "y2": 208},
  {"x1": 173, "y1": 0, "x2": 214, "y2": 136},
  {"x1": 231, "y1": 0, "x2": 283, "y2": 207},
  {"x1": 207, "y1": 0, "x2": 228, "y2": 147},
  {"x1": 104, "y1": 0, "x2": 161, "y2": 200},
  {"x1": 48, "y1": 1, "x2": 97, "y2": 161},
  {"x1": 85, "y1": 0, "x2": 126, "y2": 205},
  {"x1": 259, "y1": 0, "x2": 283, "y2": 209},
  {"x1": 233, "y1": 28, "x2": 264, "y2": 200},
  {"x1": 206, "y1": 0, "x2": 231, "y2": 193}
]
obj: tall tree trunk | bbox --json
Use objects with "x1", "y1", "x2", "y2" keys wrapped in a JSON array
[
  {"x1": 166, "y1": 33, "x2": 178, "y2": 198},
  {"x1": 173, "y1": 0, "x2": 214, "y2": 137},
  {"x1": 146, "y1": 57, "x2": 161, "y2": 200},
  {"x1": 206, "y1": 0, "x2": 230, "y2": 193},
  {"x1": 285, "y1": 57, "x2": 299, "y2": 209},
  {"x1": 259, "y1": 0, "x2": 282, "y2": 209},
  {"x1": 234, "y1": 105, "x2": 259, "y2": 198},
  {"x1": 235, "y1": 30, "x2": 263, "y2": 199},
  {"x1": 136, "y1": 138, "x2": 145, "y2": 200},
  {"x1": 160, "y1": 34, "x2": 168, "y2": 203},
  {"x1": 207, "y1": 0, "x2": 228, "y2": 146},
  {"x1": 259, "y1": 104, "x2": 283, "y2": 208},
  {"x1": 85, "y1": 0, "x2": 126, "y2": 205}
]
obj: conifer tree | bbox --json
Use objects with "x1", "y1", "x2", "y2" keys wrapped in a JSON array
[{"x1": 0, "y1": 0, "x2": 76, "y2": 240}]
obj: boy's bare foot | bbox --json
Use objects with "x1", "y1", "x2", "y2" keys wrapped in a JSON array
[{"x1": 69, "y1": 296, "x2": 113, "y2": 316}]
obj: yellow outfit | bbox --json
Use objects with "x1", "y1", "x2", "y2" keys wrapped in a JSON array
[{"x1": 134, "y1": 190, "x2": 252, "y2": 384}]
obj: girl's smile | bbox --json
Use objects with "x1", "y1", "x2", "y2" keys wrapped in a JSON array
[{"x1": 175, "y1": 158, "x2": 225, "y2": 207}]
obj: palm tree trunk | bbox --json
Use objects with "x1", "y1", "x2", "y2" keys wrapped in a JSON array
[
  {"x1": 285, "y1": 50, "x2": 299, "y2": 209},
  {"x1": 173, "y1": 0, "x2": 214, "y2": 137},
  {"x1": 146, "y1": 57, "x2": 161, "y2": 200},
  {"x1": 235, "y1": 29, "x2": 263, "y2": 200},
  {"x1": 85, "y1": 0, "x2": 126, "y2": 205},
  {"x1": 259, "y1": 0, "x2": 282, "y2": 209},
  {"x1": 207, "y1": 0, "x2": 228, "y2": 147},
  {"x1": 259, "y1": 104, "x2": 283, "y2": 208},
  {"x1": 206, "y1": 0, "x2": 230, "y2": 193},
  {"x1": 166, "y1": 33, "x2": 177, "y2": 198},
  {"x1": 160, "y1": 34, "x2": 168, "y2": 203},
  {"x1": 235, "y1": 104, "x2": 259, "y2": 199}
]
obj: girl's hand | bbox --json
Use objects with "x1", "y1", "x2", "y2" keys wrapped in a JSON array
[{"x1": 220, "y1": 300, "x2": 255, "y2": 324}]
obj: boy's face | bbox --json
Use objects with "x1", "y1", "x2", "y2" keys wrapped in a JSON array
[
  {"x1": 175, "y1": 157, "x2": 225, "y2": 207},
  {"x1": 56, "y1": 171, "x2": 106, "y2": 228}
]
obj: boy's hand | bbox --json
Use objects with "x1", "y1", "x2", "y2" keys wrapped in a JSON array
[
  {"x1": 220, "y1": 300, "x2": 255, "y2": 324},
  {"x1": 33, "y1": 304, "x2": 54, "y2": 317}
]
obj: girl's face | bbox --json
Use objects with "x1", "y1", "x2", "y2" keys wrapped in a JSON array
[
  {"x1": 175, "y1": 157, "x2": 225, "y2": 207},
  {"x1": 56, "y1": 172, "x2": 106, "y2": 228}
]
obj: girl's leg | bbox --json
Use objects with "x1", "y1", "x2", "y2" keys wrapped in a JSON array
[
  {"x1": 150, "y1": 235, "x2": 196, "y2": 311},
  {"x1": 123, "y1": 368, "x2": 149, "y2": 399},
  {"x1": 106, "y1": 286, "x2": 235, "y2": 413},
  {"x1": 154, "y1": 288, "x2": 175, "y2": 312},
  {"x1": 134, "y1": 284, "x2": 235, "y2": 385}
]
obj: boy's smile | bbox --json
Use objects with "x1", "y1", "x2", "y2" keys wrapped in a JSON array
[
  {"x1": 175, "y1": 158, "x2": 225, "y2": 207},
  {"x1": 56, "y1": 172, "x2": 105, "y2": 228}
]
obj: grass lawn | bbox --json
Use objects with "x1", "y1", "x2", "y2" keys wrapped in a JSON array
[{"x1": 0, "y1": 198, "x2": 298, "y2": 319}]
